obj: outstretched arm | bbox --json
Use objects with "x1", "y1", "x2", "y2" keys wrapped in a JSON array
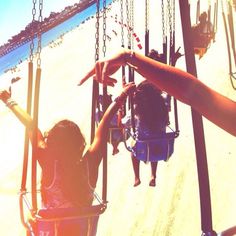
[
  {"x1": 0, "y1": 90, "x2": 44, "y2": 144},
  {"x1": 89, "y1": 82, "x2": 135, "y2": 155},
  {"x1": 79, "y1": 49, "x2": 236, "y2": 136}
]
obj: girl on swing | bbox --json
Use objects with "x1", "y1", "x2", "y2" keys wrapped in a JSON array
[
  {"x1": 0, "y1": 82, "x2": 135, "y2": 235},
  {"x1": 129, "y1": 80, "x2": 169, "y2": 187}
]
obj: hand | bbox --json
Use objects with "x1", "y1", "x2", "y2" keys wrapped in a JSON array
[
  {"x1": 0, "y1": 90, "x2": 11, "y2": 102},
  {"x1": 172, "y1": 47, "x2": 184, "y2": 66},
  {"x1": 121, "y1": 82, "x2": 136, "y2": 97},
  {"x1": 78, "y1": 50, "x2": 126, "y2": 87}
]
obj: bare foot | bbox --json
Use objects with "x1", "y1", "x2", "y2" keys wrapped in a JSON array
[
  {"x1": 149, "y1": 178, "x2": 156, "y2": 187},
  {"x1": 112, "y1": 147, "x2": 119, "y2": 155},
  {"x1": 134, "y1": 178, "x2": 141, "y2": 187}
]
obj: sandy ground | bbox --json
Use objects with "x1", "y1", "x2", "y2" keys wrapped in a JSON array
[{"x1": 0, "y1": 1, "x2": 236, "y2": 235}]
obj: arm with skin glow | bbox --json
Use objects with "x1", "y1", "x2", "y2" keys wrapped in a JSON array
[
  {"x1": 0, "y1": 90, "x2": 44, "y2": 144},
  {"x1": 79, "y1": 49, "x2": 236, "y2": 136}
]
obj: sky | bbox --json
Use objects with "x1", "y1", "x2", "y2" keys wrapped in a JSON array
[{"x1": 0, "y1": 0, "x2": 80, "y2": 46}]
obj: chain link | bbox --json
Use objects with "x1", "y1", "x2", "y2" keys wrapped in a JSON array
[
  {"x1": 173, "y1": 0, "x2": 175, "y2": 32},
  {"x1": 36, "y1": 0, "x2": 43, "y2": 68},
  {"x1": 130, "y1": 0, "x2": 134, "y2": 49},
  {"x1": 145, "y1": 0, "x2": 149, "y2": 32},
  {"x1": 125, "y1": 0, "x2": 131, "y2": 49},
  {"x1": 95, "y1": 1, "x2": 100, "y2": 62},
  {"x1": 161, "y1": 0, "x2": 166, "y2": 44},
  {"x1": 167, "y1": 0, "x2": 173, "y2": 48},
  {"x1": 102, "y1": 0, "x2": 107, "y2": 57},
  {"x1": 29, "y1": 0, "x2": 37, "y2": 62},
  {"x1": 120, "y1": 0, "x2": 125, "y2": 47}
]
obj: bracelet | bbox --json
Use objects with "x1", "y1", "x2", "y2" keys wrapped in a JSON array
[
  {"x1": 125, "y1": 51, "x2": 138, "y2": 70},
  {"x1": 5, "y1": 98, "x2": 18, "y2": 109}
]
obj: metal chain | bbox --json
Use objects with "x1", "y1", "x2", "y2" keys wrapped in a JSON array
[
  {"x1": 30, "y1": 0, "x2": 37, "y2": 62},
  {"x1": 173, "y1": 0, "x2": 175, "y2": 32},
  {"x1": 145, "y1": 0, "x2": 149, "y2": 32},
  {"x1": 120, "y1": 0, "x2": 125, "y2": 47},
  {"x1": 36, "y1": 0, "x2": 43, "y2": 68},
  {"x1": 130, "y1": 0, "x2": 134, "y2": 49},
  {"x1": 161, "y1": 0, "x2": 166, "y2": 44},
  {"x1": 125, "y1": 0, "x2": 131, "y2": 49},
  {"x1": 95, "y1": 0, "x2": 100, "y2": 62},
  {"x1": 102, "y1": 0, "x2": 107, "y2": 57},
  {"x1": 167, "y1": 0, "x2": 173, "y2": 48}
]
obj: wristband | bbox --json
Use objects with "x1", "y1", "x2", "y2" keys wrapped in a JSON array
[
  {"x1": 5, "y1": 98, "x2": 18, "y2": 109},
  {"x1": 124, "y1": 50, "x2": 138, "y2": 70}
]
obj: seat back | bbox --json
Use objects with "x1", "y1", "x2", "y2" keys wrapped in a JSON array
[{"x1": 133, "y1": 132, "x2": 175, "y2": 162}]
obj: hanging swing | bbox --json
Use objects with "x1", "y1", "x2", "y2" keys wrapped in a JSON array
[
  {"x1": 192, "y1": 0, "x2": 218, "y2": 59},
  {"x1": 19, "y1": 1, "x2": 107, "y2": 235},
  {"x1": 124, "y1": 0, "x2": 179, "y2": 163},
  {"x1": 94, "y1": 0, "x2": 135, "y2": 155},
  {"x1": 221, "y1": 0, "x2": 236, "y2": 90}
]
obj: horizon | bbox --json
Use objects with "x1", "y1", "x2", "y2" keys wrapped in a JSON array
[{"x1": 0, "y1": 0, "x2": 81, "y2": 46}]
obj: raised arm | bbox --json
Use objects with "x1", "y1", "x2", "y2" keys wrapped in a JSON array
[
  {"x1": 0, "y1": 90, "x2": 44, "y2": 144},
  {"x1": 79, "y1": 49, "x2": 236, "y2": 136},
  {"x1": 88, "y1": 82, "x2": 135, "y2": 155}
]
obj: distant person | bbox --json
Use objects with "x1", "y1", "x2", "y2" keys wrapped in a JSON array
[
  {"x1": 0, "y1": 82, "x2": 135, "y2": 235},
  {"x1": 78, "y1": 48, "x2": 236, "y2": 137},
  {"x1": 191, "y1": 11, "x2": 214, "y2": 49},
  {"x1": 127, "y1": 81, "x2": 169, "y2": 187},
  {"x1": 96, "y1": 94, "x2": 124, "y2": 156}
]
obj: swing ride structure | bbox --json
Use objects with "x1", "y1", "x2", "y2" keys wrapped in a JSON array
[{"x1": 1, "y1": 0, "x2": 236, "y2": 235}]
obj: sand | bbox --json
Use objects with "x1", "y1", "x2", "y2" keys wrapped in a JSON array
[{"x1": 0, "y1": 1, "x2": 236, "y2": 235}]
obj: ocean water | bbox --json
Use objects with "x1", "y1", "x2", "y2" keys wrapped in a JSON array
[{"x1": 0, "y1": 0, "x2": 112, "y2": 76}]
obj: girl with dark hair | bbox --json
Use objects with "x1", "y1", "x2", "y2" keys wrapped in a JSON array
[
  {"x1": 131, "y1": 81, "x2": 169, "y2": 187},
  {"x1": 0, "y1": 82, "x2": 135, "y2": 235}
]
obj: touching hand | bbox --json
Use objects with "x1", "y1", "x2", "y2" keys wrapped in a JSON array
[
  {"x1": 78, "y1": 50, "x2": 127, "y2": 86},
  {"x1": 0, "y1": 90, "x2": 11, "y2": 102}
]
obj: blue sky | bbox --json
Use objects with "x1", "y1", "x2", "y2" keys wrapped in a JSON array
[{"x1": 0, "y1": 0, "x2": 79, "y2": 46}]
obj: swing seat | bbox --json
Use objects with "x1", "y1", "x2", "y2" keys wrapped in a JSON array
[
  {"x1": 124, "y1": 130, "x2": 176, "y2": 162},
  {"x1": 20, "y1": 192, "x2": 106, "y2": 236},
  {"x1": 27, "y1": 207, "x2": 102, "y2": 236}
]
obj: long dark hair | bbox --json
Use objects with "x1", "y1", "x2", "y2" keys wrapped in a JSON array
[
  {"x1": 43, "y1": 119, "x2": 92, "y2": 206},
  {"x1": 134, "y1": 81, "x2": 169, "y2": 130}
]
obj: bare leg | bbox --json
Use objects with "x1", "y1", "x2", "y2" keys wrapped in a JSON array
[
  {"x1": 131, "y1": 154, "x2": 141, "y2": 187},
  {"x1": 111, "y1": 141, "x2": 119, "y2": 155},
  {"x1": 149, "y1": 162, "x2": 158, "y2": 187}
]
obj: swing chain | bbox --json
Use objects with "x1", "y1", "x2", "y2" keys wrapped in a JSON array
[
  {"x1": 36, "y1": 0, "x2": 43, "y2": 68},
  {"x1": 145, "y1": 0, "x2": 149, "y2": 32},
  {"x1": 167, "y1": 0, "x2": 173, "y2": 48},
  {"x1": 120, "y1": 0, "x2": 125, "y2": 47},
  {"x1": 130, "y1": 0, "x2": 134, "y2": 49},
  {"x1": 125, "y1": 0, "x2": 131, "y2": 49},
  {"x1": 29, "y1": 0, "x2": 37, "y2": 62},
  {"x1": 102, "y1": 0, "x2": 107, "y2": 57},
  {"x1": 161, "y1": 0, "x2": 166, "y2": 44},
  {"x1": 173, "y1": 0, "x2": 175, "y2": 33},
  {"x1": 95, "y1": 0, "x2": 100, "y2": 62}
]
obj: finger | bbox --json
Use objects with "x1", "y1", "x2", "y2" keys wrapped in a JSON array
[
  {"x1": 78, "y1": 67, "x2": 95, "y2": 86},
  {"x1": 176, "y1": 46, "x2": 181, "y2": 53},
  {"x1": 103, "y1": 77, "x2": 117, "y2": 87}
]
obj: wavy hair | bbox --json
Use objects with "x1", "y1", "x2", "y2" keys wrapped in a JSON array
[
  {"x1": 43, "y1": 119, "x2": 92, "y2": 206},
  {"x1": 134, "y1": 81, "x2": 169, "y2": 130}
]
